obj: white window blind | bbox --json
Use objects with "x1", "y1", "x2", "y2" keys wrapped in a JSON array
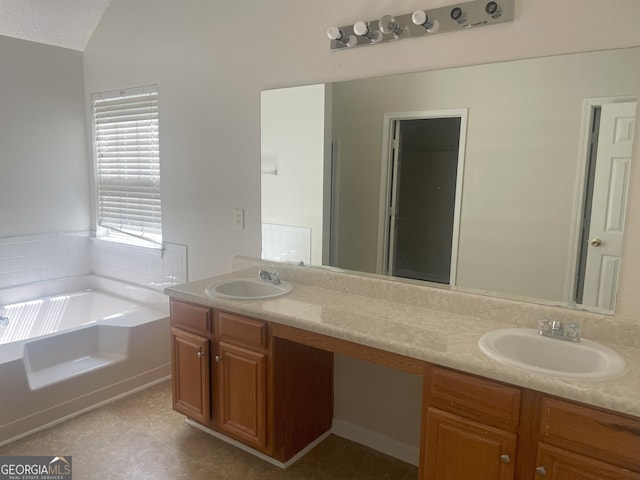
[{"x1": 92, "y1": 85, "x2": 162, "y2": 244}]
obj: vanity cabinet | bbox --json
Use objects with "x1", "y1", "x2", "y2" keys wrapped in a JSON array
[
  {"x1": 421, "y1": 366, "x2": 640, "y2": 480},
  {"x1": 169, "y1": 296, "x2": 639, "y2": 475},
  {"x1": 534, "y1": 396, "x2": 640, "y2": 480},
  {"x1": 422, "y1": 366, "x2": 521, "y2": 480},
  {"x1": 213, "y1": 310, "x2": 268, "y2": 451},
  {"x1": 170, "y1": 300, "x2": 212, "y2": 425},
  {"x1": 170, "y1": 299, "x2": 333, "y2": 463}
]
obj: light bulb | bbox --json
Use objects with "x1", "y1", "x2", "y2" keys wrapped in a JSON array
[
  {"x1": 353, "y1": 21, "x2": 383, "y2": 43},
  {"x1": 411, "y1": 10, "x2": 427, "y2": 26},
  {"x1": 371, "y1": 31, "x2": 383, "y2": 43},
  {"x1": 353, "y1": 21, "x2": 369, "y2": 37},
  {"x1": 326, "y1": 26, "x2": 343, "y2": 41},
  {"x1": 327, "y1": 26, "x2": 357, "y2": 47},
  {"x1": 411, "y1": 10, "x2": 438, "y2": 32},
  {"x1": 450, "y1": 7, "x2": 467, "y2": 25},
  {"x1": 485, "y1": 1, "x2": 503, "y2": 19},
  {"x1": 378, "y1": 15, "x2": 403, "y2": 36}
]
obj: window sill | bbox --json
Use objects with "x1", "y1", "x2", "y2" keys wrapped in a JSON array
[{"x1": 91, "y1": 235, "x2": 164, "y2": 257}]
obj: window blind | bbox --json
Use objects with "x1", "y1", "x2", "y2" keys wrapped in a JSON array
[{"x1": 92, "y1": 85, "x2": 162, "y2": 243}]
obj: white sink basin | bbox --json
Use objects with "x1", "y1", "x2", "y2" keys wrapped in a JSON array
[
  {"x1": 478, "y1": 328, "x2": 626, "y2": 380},
  {"x1": 205, "y1": 278, "x2": 293, "y2": 300}
]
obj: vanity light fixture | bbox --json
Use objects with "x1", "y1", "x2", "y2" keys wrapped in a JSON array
[{"x1": 327, "y1": 0, "x2": 513, "y2": 51}]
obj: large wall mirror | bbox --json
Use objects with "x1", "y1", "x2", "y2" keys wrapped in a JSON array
[{"x1": 261, "y1": 47, "x2": 639, "y2": 313}]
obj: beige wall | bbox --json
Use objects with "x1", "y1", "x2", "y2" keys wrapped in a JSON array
[
  {"x1": 83, "y1": 0, "x2": 640, "y2": 458},
  {"x1": 0, "y1": 36, "x2": 90, "y2": 237}
]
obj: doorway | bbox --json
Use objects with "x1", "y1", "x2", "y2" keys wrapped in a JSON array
[{"x1": 380, "y1": 110, "x2": 467, "y2": 284}]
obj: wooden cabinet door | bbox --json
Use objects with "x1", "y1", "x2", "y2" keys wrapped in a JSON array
[
  {"x1": 216, "y1": 341, "x2": 267, "y2": 450},
  {"x1": 171, "y1": 327, "x2": 210, "y2": 424},
  {"x1": 423, "y1": 408, "x2": 516, "y2": 480},
  {"x1": 535, "y1": 444, "x2": 640, "y2": 480}
]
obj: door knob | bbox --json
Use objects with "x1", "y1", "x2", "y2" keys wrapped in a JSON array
[
  {"x1": 500, "y1": 454, "x2": 511, "y2": 464},
  {"x1": 535, "y1": 466, "x2": 547, "y2": 476},
  {"x1": 590, "y1": 238, "x2": 602, "y2": 247}
]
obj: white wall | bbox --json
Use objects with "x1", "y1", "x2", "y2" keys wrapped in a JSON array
[
  {"x1": 83, "y1": 0, "x2": 640, "y2": 316},
  {"x1": 82, "y1": 0, "x2": 640, "y2": 459},
  {"x1": 0, "y1": 36, "x2": 90, "y2": 237},
  {"x1": 261, "y1": 84, "x2": 326, "y2": 265}
]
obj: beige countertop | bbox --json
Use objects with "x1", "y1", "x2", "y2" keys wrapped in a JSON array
[{"x1": 165, "y1": 263, "x2": 640, "y2": 418}]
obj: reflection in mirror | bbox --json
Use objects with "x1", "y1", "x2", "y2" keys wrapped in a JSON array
[{"x1": 260, "y1": 47, "x2": 639, "y2": 313}]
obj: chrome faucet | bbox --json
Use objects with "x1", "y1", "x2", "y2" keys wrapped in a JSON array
[
  {"x1": 259, "y1": 269, "x2": 281, "y2": 285},
  {"x1": 538, "y1": 319, "x2": 581, "y2": 343}
]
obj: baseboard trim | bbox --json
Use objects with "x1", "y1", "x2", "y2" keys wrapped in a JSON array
[
  {"x1": 331, "y1": 418, "x2": 419, "y2": 466},
  {"x1": 185, "y1": 419, "x2": 331, "y2": 469}
]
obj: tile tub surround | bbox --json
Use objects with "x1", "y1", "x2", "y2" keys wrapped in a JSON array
[
  {"x1": 0, "y1": 232, "x2": 92, "y2": 288},
  {"x1": 165, "y1": 256, "x2": 640, "y2": 418},
  {"x1": 0, "y1": 232, "x2": 188, "y2": 292}
]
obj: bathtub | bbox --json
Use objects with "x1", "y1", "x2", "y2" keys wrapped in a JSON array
[{"x1": 0, "y1": 275, "x2": 170, "y2": 445}]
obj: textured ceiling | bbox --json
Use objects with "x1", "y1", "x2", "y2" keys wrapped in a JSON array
[{"x1": 0, "y1": 0, "x2": 111, "y2": 51}]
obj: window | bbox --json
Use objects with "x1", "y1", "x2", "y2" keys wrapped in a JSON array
[{"x1": 92, "y1": 85, "x2": 162, "y2": 245}]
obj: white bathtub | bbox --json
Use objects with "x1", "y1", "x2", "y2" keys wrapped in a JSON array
[{"x1": 0, "y1": 275, "x2": 170, "y2": 446}]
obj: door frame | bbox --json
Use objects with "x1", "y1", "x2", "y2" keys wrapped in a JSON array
[
  {"x1": 566, "y1": 96, "x2": 636, "y2": 310},
  {"x1": 376, "y1": 108, "x2": 468, "y2": 286}
]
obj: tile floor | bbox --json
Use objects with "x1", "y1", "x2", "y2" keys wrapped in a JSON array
[{"x1": 0, "y1": 381, "x2": 418, "y2": 479}]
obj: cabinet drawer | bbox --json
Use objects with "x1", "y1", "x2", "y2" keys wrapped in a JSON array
[
  {"x1": 427, "y1": 366, "x2": 521, "y2": 430},
  {"x1": 539, "y1": 396, "x2": 640, "y2": 472},
  {"x1": 171, "y1": 300, "x2": 212, "y2": 336},
  {"x1": 537, "y1": 443, "x2": 640, "y2": 480},
  {"x1": 215, "y1": 311, "x2": 267, "y2": 349}
]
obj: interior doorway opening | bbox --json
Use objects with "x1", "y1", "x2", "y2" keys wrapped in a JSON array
[{"x1": 381, "y1": 110, "x2": 467, "y2": 285}]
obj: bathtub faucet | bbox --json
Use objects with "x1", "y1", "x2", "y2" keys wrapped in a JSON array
[{"x1": 259, "y1": 269, "x2": 281, "y2": 285}]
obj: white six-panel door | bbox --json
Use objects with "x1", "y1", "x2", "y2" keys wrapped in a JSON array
[{"x1": 582, "y1": 101, "x2": 637, "y2": 310}]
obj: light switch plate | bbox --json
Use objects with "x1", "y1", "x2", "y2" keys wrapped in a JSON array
[{"x1": 234, "y1": 208, "x2": 245, "y2": 229}]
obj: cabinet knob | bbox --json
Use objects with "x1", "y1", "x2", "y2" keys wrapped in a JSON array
[
  {"x1": 197, "y1": 351, "x2": 203, "y2": 359},
  {"x1": 535, "y1": 466, "x2": 547, "y2": 476},
  {"x1": 500, "y1": 454, "x2": 511, "y2": 464},
  {"x1": 215, "y1": 355, "x2": 223, "y2": 363}
]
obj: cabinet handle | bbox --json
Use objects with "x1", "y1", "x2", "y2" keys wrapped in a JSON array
[
  {"x1": 535, "y1": 466, "x2": 547, "y2": 476},
  {"x1": 197, "y1": 351, "x2": 203, "y2": 359},
  {"x1": 215, "y1": 355, "x2": 223, "y2": 363},
  {"x1": 500, "y1": 454, "x2": 511, "y2": 464}
]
